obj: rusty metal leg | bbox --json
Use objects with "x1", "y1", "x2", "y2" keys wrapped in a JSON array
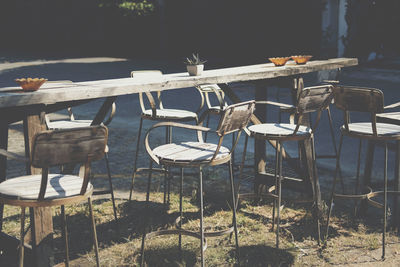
[
  {"x1": 311, "y1": 136, "x2": 321, "y2": 245},
  {"x1": 393, "y1": 141, "x2": 400, "y2": 230},
  {"x1": 325, "y1": 134, "x2": 344, "y2": 243},
  {"x1": 228, "y1": 160, "x2": 240, "y2": 262},
  {"x1": 105, "y1": 153, "x2": 118, "y2": 224},
  {"x1": 272, "y1": 140, "x2": 279, "y2": 232},
  {"x1": 61, "y1": 205, "x2": 69, "y2": 267},
  {"x1": 276, "y1": 141, "x2": 283, "y2": 248},
  {"x1": 179, "y1": 168, "x2": 183, "y2": 252},
  {"x1": 199, "y1": 166, "x2": 205, "y2": 267},
  {"x1": 354, "y1": 139, "x2": 362, "y2": 217},
  {"x1": 235, "y1": 134, "x2": 249, "y2": 209},
  {"x1": 19, "y1": 207, "x2": 26, "y2": 267},
  {"x1": 0, "y1": 121, "x2": 8, "y2": 232},
  {"x1": 88, "y1": 198, "x2": 100, "y2": 267},
  {"x1": 382, "y1": 142, "x2": 388, "y2": 260},
  {"x1": 360, "y1": 141, "x2": 375, "y2": 217},
  {"x1": 129, "y1": 117, "x2": 143, "y2": 201}
]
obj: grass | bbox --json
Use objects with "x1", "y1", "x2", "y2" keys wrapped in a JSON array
[{"x1": 1, "y1": 170, "x2": 400, "y2": 266}]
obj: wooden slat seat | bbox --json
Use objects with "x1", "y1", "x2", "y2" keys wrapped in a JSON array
[
  {"x1": 153, "y1": 141, "x2": 230, "y2": 166},
  {"x1": 376, "y1": 111, "x2": 400, "y2": 125},
  {"x1": 343, "y1": 122, "x2": 400, "y2": 139},
  {"x1": 142, "y1": 109, "x2": 197, "y2": 121},
  {"x1": 0, "y1": 174, "x2": 92, "y2": 202},
  {"x1": 47, "y1": 119, "x2": 92, "y2": 129},
  {"x1": 249, "y1": 123, "x2": 311, "y2": 140}
]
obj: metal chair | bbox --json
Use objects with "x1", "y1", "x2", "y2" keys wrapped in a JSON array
[
  {"x1": 0, "y1": 126, "x2": 108, "y2": 267},
  {"x1": 242, "y1": 85, "x2": 334, "y2": 248},
  {"x1": 45, "y1": 102, "x2": 118, "y2": 224},
  {"x1": 140, "y1": 100, "x2": 255, "y2": 267},
  {"x1": 129, "y1": 70, "x2": 204, "y2": 202},
  {"x1": 325, "y1": 86, "x2": 400, "y2": 260}
]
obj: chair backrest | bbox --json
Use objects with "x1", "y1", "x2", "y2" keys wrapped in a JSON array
[
  {"x1": 31, "y1": 126, "x2": 108, "y2": 168},
  {"x1": 216, "y1": 100, "x2": 256, "y2": 136},
  {"x1": 333, "y1": 86, "x2": 384, "y2": 136},
  {"x1": 297, "y1": 85, "x2": 334, "y2": 114},
  {"x1": 130, "y1": 70, "x2": 164, "y2": 112},
  {"x1": 197, "y1": 84, "x2": 228, "y2": 110},
  {"x1": 333, "y1": 85, "x2": 384, "y2": 113}
]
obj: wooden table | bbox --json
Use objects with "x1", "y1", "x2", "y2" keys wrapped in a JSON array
[{"x1": 0, "y1": 57, "x2": 358, "y2": 266}]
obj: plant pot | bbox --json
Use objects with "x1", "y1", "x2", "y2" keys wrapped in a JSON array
[{"x1": 186, "y1": 64, "x2": 204, "y2": 76}]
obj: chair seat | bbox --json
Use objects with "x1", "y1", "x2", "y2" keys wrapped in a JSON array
[
  {"x1": 376, "y1": 112, "x2": 400, "y2": 125},
  {"x1": 47, "y1": 120, "x2": 92, "y2": 129},
  {"x1": 0, "y1": 174, "x2": 92, "y2": 201},
  {"x1": 153, "y1": 141, "x2": 230, "y2": 166},
  {"x1": 341, "y1": 122, "x2": 400, "y2": 140},
  {"x1": 248, "y1": 123, "x2": 311, "y2": 140},
  {"x1": 142, "y1": 109, "x2": 197, "y2": 121}
]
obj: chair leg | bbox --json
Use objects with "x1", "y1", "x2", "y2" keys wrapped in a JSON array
[
  {"x1": 130, "y1": 117, "x2": 143, "y2": 201},
  {"x1": 353, "y1": 139, "x2": 363, "y2": 217},
  {"x1": 276, "y1": 141, "x2": 283, "y2": 248},
  {"x1": 105, "y1": 153, "x2": 118, "y2": 224},
  {"x1": 272, "y1": 141, "x2": 280, "y2": 232},
  {"x1": 325, "y1": 134, "x2": 344, "y2": 243},
  {"x1": 88, "y1": 197, "x2": 100, "y2": 267},
  {"x1": 204, "y1": 115, "x2": 210, "y2": 142},
  {"x1": 179, "y1": 167, "x2": 184, "y2": 252},
  {"x1": 235, "y1": 134, "x2": 249, "y2": 209},
  {"x1": 18, "y1": 207, "x2": 26, "y2": 267},
  {"x1": 199, "y1": 166, "x2": 205, "y2": 267},
  {"x1": 311, "y1": 137, "x2": 321, "y2": 245},
  {"x1": 382, "y1": 142, "x2": 388, "y2": 260},
  {"x1": 228, "y1": 160, "x2": 240, "y2": 262},
  {"x1": 61, "y1": 205, "x2": 70, "y2": 267},
  {"x1": 141, "y1": 160, "x2": 153, "y2": 266}
]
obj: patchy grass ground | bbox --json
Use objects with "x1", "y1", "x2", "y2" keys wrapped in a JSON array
[{"x1": 1, "y1": 169, "x2": 400, "y2": 266}]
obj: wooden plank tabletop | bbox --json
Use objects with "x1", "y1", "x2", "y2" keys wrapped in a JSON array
[{"x1": 0, "y1": 58, "x2": 357, "y2": 109}]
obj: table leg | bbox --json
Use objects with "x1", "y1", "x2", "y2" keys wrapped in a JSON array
[
  {"x1": 23, "y1": 111, "x2": 54, "y2": 267},
  {"x1": 0, "y1": 120, "x2": 8, "y2": 231}
]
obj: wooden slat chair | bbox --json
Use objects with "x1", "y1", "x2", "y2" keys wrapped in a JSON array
[
  {"x1": 45, "y1": 101, "x2": 118, "y2": 224},
  {"x1": 325, "y1": 86, "x2": 400, "y2": 260},
  {"x1": 242, "y1": 85, "x2": 334, "y2": 248},
  {"x1": 0, "y1": 126, "x2": 108, "y2": 267},
  {"x1": 129, "y1": 70, "x2": 204, "y2": 203},
  {"x1": 140, "y1": 100, "x2": 255, "y2": 267}
]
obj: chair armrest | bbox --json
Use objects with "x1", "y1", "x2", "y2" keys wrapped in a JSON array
[
  {"x1": 144, "y1": 122, "x2": 212, "y2": 165},
  {"x1": 0, "y1": 149, "x2": 30, "y2": 162},
  {"x1": 103, "y1": 102, "x2": 116, "y2": 126},
  {"x1": 384, "y1": 101, "x2": 400, "y2": 110}
]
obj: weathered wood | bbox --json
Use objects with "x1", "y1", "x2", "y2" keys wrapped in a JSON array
[
  {"x1": 23, "y1": 112, "x2": 54, "y2": 267},
  {"x1": 91, "y1": 96, "x2": 118, "y2": 126},
  {"x1": 0, "y1": 58, "x2": 358, "y2": 109}
]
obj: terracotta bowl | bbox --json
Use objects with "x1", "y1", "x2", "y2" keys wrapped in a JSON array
[
  {"x1": 15, "y1": 78, "x2": 47, "y2": 91},
  {"x1": 268, "y1": 57, "x2": 291, "y2": 67},
  {"x1": 291, "y1": 55, "x2": 313, "y2": 65}
]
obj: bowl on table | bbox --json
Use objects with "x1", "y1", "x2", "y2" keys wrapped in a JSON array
[
  {"x1": 15, "y1": 78, "x2": 48, "y2": 91},
  {"x1": 268, "y1": 57, "x2": 291, "y2": 67},
  {"x1": 291, "y1": 55, "x2": 313, "y2": 65}
]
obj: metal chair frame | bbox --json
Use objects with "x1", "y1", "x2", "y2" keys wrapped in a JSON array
[
  {"x1": 0, "y1": 126, "x2": 108, "y2": 267},
  {"x1": 140, "y1": 100, "x2": 255, "y2": 267},
  {"x1": 241, "y1": 85, "x2": 334, "y2": 248},
  {"x1": 129, "y1": 70, "x2": 204, "y2": 204},
  {"x1": 325, "y1": 85, "x2": 400, "y2": 260}
]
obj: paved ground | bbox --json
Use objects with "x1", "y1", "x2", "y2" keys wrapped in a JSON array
[{"x1": 2, "y1": 56, "x2": 400, "y2": 200}]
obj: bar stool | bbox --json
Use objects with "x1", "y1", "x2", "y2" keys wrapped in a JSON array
[
  {"x1": 45, "y1": 103, "x2": 118, "y2": 224},
  {"x1": 140, "y1": 101, "x2": 255, "y2": 266},
  {"x1": 129, "y1": 71, "x2": 204, "y2": 203},
  {"x1": 325, "y1": 86, "x2": 400, "y2": 260},
  {"x1": 243, "y1": 85, "x2": 333, "y2": 248},
  {"x1": 0, "y1": 126, "x2": 108, "y2": 267}
]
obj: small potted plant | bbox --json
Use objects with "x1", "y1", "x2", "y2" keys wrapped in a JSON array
[{"x1": 184, "y1": 53, "x2": 207, "y2": 76}]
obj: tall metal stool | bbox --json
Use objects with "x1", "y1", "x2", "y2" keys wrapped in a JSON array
[
  {"x1": 0, "y1": 126, "x2": 108, "y2": 267},
  {"x1": 243, "y1": 85, "x2": 334, "y2": 248},
  {"x1": 129, "y1": 71, "x2": 204, "y2": 203},
  {"x1": 140, "y1": 101, "x2": 255, "y2": 266},
  {"x1": 46, "y1": 102, "x2": 118, "y2": 224},
  {"x1": 325, "y1": 86, "x2": 400, "y2": 260}
]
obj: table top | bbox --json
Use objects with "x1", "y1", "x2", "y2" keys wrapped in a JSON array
[{"x1": 0, "y1": 58, "x2": 357, "y2": 109}]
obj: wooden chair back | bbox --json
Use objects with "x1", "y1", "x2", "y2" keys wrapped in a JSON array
[
  {"x1": 30, "y1": 126, "x2": 108, "y2": 200},
  {"x1": 216, "y1": 100, "x2": 255, "y2": 136},
  {"x1": 297, "y1": 85, "x2": 334, "y2": 114},
  {"x1": 333, "y1": 86, "x2": 384, "y2": 136}
]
